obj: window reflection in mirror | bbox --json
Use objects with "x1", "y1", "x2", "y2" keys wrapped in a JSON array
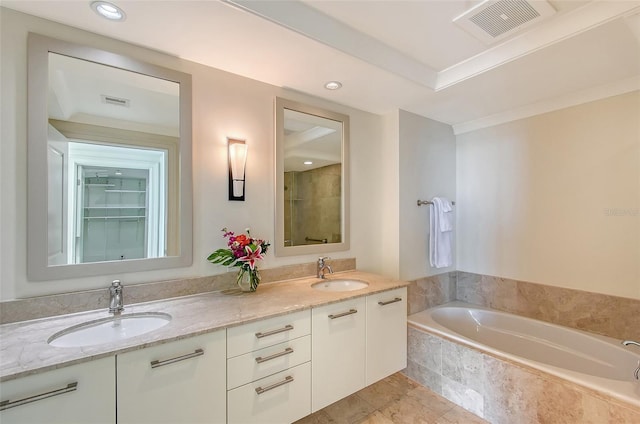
[
  {"x1": 28, "y1": 34, "x2": 192, "y2": 280},
  {"x1": 275, "y1": 98, "x2": 350, "y2": 257}
]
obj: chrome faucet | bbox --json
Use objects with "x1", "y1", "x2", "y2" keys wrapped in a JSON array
[
  {"x1": 317, "y1": 257, "x2": 334, "y2": 279},
  {"x1": 108, "y1": 280, "x2": 124, "y2": 315},
  {"x1": 622, "y1": 340, "x2": 640, "y2": 380}
]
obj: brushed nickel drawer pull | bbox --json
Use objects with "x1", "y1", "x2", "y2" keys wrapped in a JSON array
[
  {"x1": 0, "y1": 382, "x2": 78, "y2": 411},
  {"x1": 255, "y1": 347, "x2": 294, "y2": 364},
  {"x1": 255, "y1": 376, "x2": 294, "y2": 395},
  {"x1": 150, "y1": 348, "x2": 204, "y2": 368},
  {"x1": 378, "y1": 297, "x2": 402, "y2": 306},
  {"x1": 328, "y1": 309, "x2": 358, "y2": 319},
  {"x1": 255, "y1": 324, "x2": 293, "y2": 339}
]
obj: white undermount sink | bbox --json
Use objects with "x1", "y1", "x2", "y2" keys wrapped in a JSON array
[
  {"x1": 48, "y1": 312, "x2": 172, "y2": 348},
  {"x1": 311, "y1": 279, "x2": 369, "y2": 292}
]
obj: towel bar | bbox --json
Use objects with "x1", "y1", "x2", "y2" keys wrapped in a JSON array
[{"x1": 417, "y1": 200, "x2": 456, "y2": 206}]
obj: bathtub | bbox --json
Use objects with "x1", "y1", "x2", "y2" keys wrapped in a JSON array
[{"x1": 408, "y1": 302, "x2": 640, "y2": 408}]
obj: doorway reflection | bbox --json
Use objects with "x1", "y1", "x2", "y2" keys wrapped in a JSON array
[
  {"x1": 79, "y1": 166, "x2": 149, "y2": 263},
  {"x1": 48, "y1": 140, "x2": 168, "y2": 265}
]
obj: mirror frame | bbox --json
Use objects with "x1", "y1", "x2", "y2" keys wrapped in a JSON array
[
  {"x1": 274, "y1": 97, "x2": 350, "y2": 257},
  {"x1": 27, "y1": 33, "x2": 193, "y2": 280}
]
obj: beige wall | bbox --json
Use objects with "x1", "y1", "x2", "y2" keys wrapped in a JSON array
[
  {"x1": 0, "y1": 8, "x2": 389, "y2": 300},
  {"x1": 377, "y1": 112, "x2": 401, "y2": 279},
  {"x1": 456, "y1": 92, "x2": 640, "y2": 299},
  {"x1": 398, "y1": 110, "x2": 456, "y2": 281}
]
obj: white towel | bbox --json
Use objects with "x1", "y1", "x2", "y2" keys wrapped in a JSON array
[
  {"x1": 435, "y1": 197, "x2": 453, "y2": 232},
  {"x1": 429, "y1": 197, "x2": 453, "y2": 268}
]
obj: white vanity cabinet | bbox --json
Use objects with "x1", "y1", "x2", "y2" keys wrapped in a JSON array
[
  {"x1": 117, "y1": 330, "x2": 226, "y2": 424},
  {"x1": 0, "y1": 357, "x2": 115, "y2": 424},
  {"x1": 311, "y1": 296, "x2": 367, "y2": 412},
  {"x1": 366, "y1": 287, "x2": 407, "y2": 385},
  {"x1": 227, "y1": 309, "x2": 311, "y2": 424}
]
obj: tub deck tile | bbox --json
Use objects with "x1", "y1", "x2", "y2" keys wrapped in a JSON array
[
  {"x1": 405, "y1": 359, "x2": 442, "y2": 394},
  {"x1": 441, "y1": 338, "x2": 485, "y2": 395},
  {"x1": 408, "y1": 327, "x2": 442, "y2": 371}
]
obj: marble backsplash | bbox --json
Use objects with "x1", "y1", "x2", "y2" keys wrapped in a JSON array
[
  {"x1": 407, "y1": 271, "x2": 639, "y2": 341},
  {"x1": 456, "y1": 272, "x2": 640, "y2": 341},
  {"x1": 0, "y1": 258, "x2": 356, "y2": 324},
  {"x1": 406, "y1": 272, "x2": 457, "y2": 315}
]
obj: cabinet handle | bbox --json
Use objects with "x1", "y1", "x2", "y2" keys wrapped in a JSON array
[
  {"x1": 255, "y1": 376, "x2": 294, "y2": 395},
  {"x1": 378, "y1": 297, "x2": 402, "y2": 306},
  {"x1": 255, "y1": 347, "x2": 294, "y2": 364},
  {"x1": 0, "y1": 382, "x2": 78, "y2": 411},
  {"x1": 255, "y1": 324, "x2": 293, "y2": 339},
  {"x1": 328, "y1": 309, "x2": 358, "y2": 319},
  {"x1": 150, "y1": 348, "x2": 204, "y2": 368}
]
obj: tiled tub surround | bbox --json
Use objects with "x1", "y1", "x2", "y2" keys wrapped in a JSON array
[
  {"x1": 0, "y1": 268, "x2": 404, "y2": 382},
  {"x1": 406, "y1": 272, "x2": 457, "y2": 315},
  {"x1": 0, "y1": 258, "x2": 356, "y2": 325},
  {"x1": 405, "y1": 304, "x2": 640, "y2": 424},
  {"x1": 409, "y1": 271, "x2": 640, "y2": 341},
  {"x1": 457, "y1": 272, "x2": 640, "y2": 341}
]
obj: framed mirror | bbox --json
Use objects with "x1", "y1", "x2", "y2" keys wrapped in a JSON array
[
  {"x1": 275, "y1": 98, "x2": 350, "y2": 257},
  {"x1": 27, "y1": 34, "x2": 193, "y2": 280}
]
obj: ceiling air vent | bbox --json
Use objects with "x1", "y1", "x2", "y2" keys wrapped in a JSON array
[
  {"x1": 101, "y1": 94, "x2": 130, "y2": 107},
  {"x1": 454, "y1": 0, "x2": 555, "y2": 44}
]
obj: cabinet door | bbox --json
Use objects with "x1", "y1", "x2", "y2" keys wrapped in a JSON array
[
  {"x1": 366, "y1": 287, "x2": 407, "y2": 385},
  {"x1": 311, "y1": 297, "x2": 366, "y2": 412},
  {"x1": 0, "y1": 357, "x2": 115, "y2": 424},
  {"x1": 117, "y1": 331, "x2": 226, "y2": 424}
]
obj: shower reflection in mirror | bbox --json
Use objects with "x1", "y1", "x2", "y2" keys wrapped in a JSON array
[{"x1": 283, "y1": 109, "x2": 342, "y2": 247}]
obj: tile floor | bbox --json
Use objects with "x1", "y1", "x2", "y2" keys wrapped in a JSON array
[{"x1": 294, "y1": 372, "x2": 488, "y2": 424}]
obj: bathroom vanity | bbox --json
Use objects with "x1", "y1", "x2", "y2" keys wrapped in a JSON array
[{"x1": 0, "y1": 271, "x2": 407, "y2": 424}]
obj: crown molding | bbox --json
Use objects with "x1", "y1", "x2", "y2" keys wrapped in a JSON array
[{"x1": 453, "y1": 76, "x2": 640, "y2": 135}]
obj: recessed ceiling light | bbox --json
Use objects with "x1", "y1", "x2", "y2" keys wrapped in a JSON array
[
  {"x1": 304, "y1": 161, "x2": 313, "y2": 165},
  {"x1": 324, "y1": 81, "x2": 342, "y2": 90},
  {"x1": 91, "y1": 1, "x2": 126, "y2": 21}
]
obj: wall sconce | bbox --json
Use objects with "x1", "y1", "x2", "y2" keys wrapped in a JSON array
[{"x1": 228, "y1": 138, "x2": 247, "y2": 201}]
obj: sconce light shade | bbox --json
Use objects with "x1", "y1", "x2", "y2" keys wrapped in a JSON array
[{"x1": 228, "y1": 138, "x2": 247, "y2": 201}]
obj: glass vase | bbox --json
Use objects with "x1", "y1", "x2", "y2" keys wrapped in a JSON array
[{"x1": 237, "y1": 268, "x2": 260, "y2": 292}]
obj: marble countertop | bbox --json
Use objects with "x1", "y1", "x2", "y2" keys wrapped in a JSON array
[{"x1": 0, "y1": 270, "x2": 408, "y2": 382}]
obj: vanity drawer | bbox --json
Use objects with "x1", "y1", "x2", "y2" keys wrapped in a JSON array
[
  {"x1": 227, "y1": 309, "x2": 310, "y2": 357},
  {"x1": 227, "y1": 361, "x2": 311, "y2": 424},
  {"x1": 227, "y1": 335, "x2": 311, "y2": 389}
]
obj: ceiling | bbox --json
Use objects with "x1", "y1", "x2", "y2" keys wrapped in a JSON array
[
  {"x1": 3, "y1": 0, "x2": 640, "y2": 132},
  {"x1": 284, "y1": 109, "x2": 342, "y2": 172}
]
